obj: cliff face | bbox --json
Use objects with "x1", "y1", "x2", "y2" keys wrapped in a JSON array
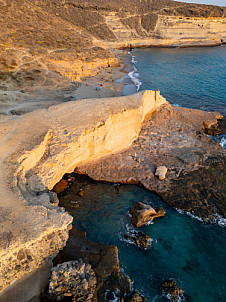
[
  {"x1": 0, "y1": 0, "x2": 225, "y2": 89},
  {"x1": 0, "y1": 91, "x2": 167, "y2": 298}
]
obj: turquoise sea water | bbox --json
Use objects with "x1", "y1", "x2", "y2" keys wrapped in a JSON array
[
  {"x1": 60, "y1": 180, "x2": 226, "y2": 302},
  {"x1": 130, "y1": 46, "x2": 226, "y2": 114},
  {"x1": 127, "y1": 45, "x2": 226, "y2": 147},
  {"x1": 59, "y1": 47, "x2": 226, "y2": 301}
]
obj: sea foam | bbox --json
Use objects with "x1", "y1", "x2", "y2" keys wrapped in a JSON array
[{"x1": 128, "y1": 51, "x2": 142, "y2": 91}]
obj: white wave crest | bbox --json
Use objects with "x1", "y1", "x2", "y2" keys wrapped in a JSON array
[
  {"x1": 128, "y1": 51, "x2": 142, "y2": 91},
  {"x1": 220, "y1": 137, "x2": 226, "y2": 148}
]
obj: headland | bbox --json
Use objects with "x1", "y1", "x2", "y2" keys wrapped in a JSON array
[{"x1": 0, "y1": 0, "x2": 225, "y2": 301}]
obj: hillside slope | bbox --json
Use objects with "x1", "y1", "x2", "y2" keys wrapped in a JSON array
[{"x1": 0, "y1": 0, "x2": 225, "y2": 92}]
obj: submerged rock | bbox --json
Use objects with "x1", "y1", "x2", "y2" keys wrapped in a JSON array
[
  {"x1": 130, "y1": 202, "x2": 165, "y2": 227},
  {"x1": 48, "y1": 259, "x2": 96, "y2": 302},
  {"x1": 161, "y1": 280, "x2": 184, "y2": 302},
  {"x1": 155, "y1": 166, "x2": 167, "y2": 180},
  {"x1": 124, "y1": 230, "x2": 149, "y2": 249}
]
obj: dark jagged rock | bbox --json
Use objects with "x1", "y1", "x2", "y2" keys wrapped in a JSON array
[
  {"x1": 162, "y1": 155, "x2": 226, "y2": 221},
  {"x1": 124, "y1": 231, "x2": 149, "y2": 249},
  {"x1": 98, "y1": 270, "x2": 132, "y2": 301},
  {"x1": 130, "y1": 202, "x2": 165, "y2": 227},
  {"x1": 125, "y1": 291, "x2": 147, "y2": 302},
  {"x1": 161, "y1": 279, "x2": 184, "y2": 302},
  {"x1": 53, "y1": 227, "x2": 133, "y2": 301}
]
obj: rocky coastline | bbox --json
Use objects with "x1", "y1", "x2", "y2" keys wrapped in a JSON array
[
  {"x1": 0, "y1": 80, "x2": 225, "y2": 302},
  {"x1": 0, "y1": 0, "x2": 225, "y2": 301}
]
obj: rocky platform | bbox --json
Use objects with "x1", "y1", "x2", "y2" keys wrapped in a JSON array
[
  {"x1": 77, "y1": 102, "x2": 226, "y2": 222},
  {"x1": 0, "y1": 90, "x2": 225, "y2": 301}
]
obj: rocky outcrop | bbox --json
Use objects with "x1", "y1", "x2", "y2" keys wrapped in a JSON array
[
  {"x1": 130, "y1": 202, "x2": 165, "y2": 227},
  {"x1": 53, "y1": 227, "x2": 133, "y2": 301},
  {"x1": 161, "y1": 280, "x2": 184, "y2": 302},
  {"x1": 124, "y1": 230, "x2": 150, "y2": 249},
  {"x1": 29, "y1": 90, "x2": 167, "y2": 190},
  {"x1": 125, "y1": 291, "x2": 147, "y2": 302},
  {"x1": 1, "y1": 92, "x2": 165, "y2": 298},
  {"x1": 77, "y1": 104, "x2": 225, "y2": 222},
  {"x1": 48, "y1": 259, "x2": 97, "y2": 302}
]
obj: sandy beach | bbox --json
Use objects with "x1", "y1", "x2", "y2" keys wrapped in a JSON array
[
  {"x1": 0, "y1": 49, "x2": 137, "y2": 118},
  {"x1": 75, "y1": 50, "x2": 137, "y2": 100}
]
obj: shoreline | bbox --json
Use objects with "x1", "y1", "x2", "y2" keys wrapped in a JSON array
[
  {"x1": 0, "y1": 46, "x2": 225, "y2": 301},
  {"x1": 74, "y1": 49, "x2": 137, "y2": 101}
]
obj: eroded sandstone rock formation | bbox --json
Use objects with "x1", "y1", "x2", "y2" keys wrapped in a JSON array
[
  {"x1": 77, "y1": 101, "x2": 225, "y2": 221},
  {"x1": 130, "y1": 202, "x2": 165, "y2": 227}
]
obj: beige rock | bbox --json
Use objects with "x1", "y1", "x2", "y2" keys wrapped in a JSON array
[
  {"x1": 155, "y1": 166, "x2": 168, "y2": 180},
  {"x1": 48, "y1": 259, "x2": 96, "y2": 302},
  {"x1": 130, "y1": 202, "x2": 165, "y2": 227}
]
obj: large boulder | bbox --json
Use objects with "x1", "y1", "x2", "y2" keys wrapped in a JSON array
[
  {"x1": 155, "y1": 166, "x2": 167, "y2": 180},
  {"x1": 130, "y1": 202, "x2": 165, "y2": 227},
  {"x1": 48, "y1": 259, "x2": 97, "y2": 302}
]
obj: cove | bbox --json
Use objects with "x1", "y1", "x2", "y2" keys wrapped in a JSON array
[{"x1": 58, "y1": 174, "x2": 226, "y2": 302}]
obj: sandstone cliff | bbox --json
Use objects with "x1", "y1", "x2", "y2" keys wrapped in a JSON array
[{"x1": 0, "y1": 91, "x2": 224, "y2": 301}]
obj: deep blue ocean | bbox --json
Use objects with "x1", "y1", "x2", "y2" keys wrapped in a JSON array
[{"x1": 60, "y1": 47, "x2": 226, "y2": 302}]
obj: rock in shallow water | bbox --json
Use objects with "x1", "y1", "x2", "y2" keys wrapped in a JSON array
[
  {"x1": 52, "y1": 179, "x2": 68, "y2": 194},
  {"x1": 161, "y1": 280, "x2": 184, "y2": 302},
  {"x1": 130, "y1": 202, "x2": 165, "y2": 227},
  {"x1": 48, "y1": 259, "x2": 96, "y2": 301},
  {"x1": 124, "y1": 230, "x2": 149, "y2": 249},
  {"x1": 125, "y1": 290, "x2": 147, "y2": 302}
]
